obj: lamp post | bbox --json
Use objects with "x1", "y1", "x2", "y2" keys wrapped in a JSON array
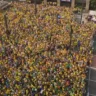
[
  {"x1": 4, "y1": 13, "x2": 8, "y2": 32},
  {"x1": 69, "y1": 25, "x2": 73, "y2": 49},
  {"x1": 4, "y1": 13, "x2": 10, "y2": 38},
  {"x1": 31, "y1": 0, "x2": 33, "y2": 3},
  {"x1": 56, "y1": 14, "x2": 59, "y2": 24},
  {"x1": 34, "y1": 0, "x2": 37, "y2": 15},
  {"x1": 80, "y1": 0, "x2": 84, "y2": 24}
]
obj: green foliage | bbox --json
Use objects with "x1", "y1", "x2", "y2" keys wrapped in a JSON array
[{"x1": 90, "y1": 0, "x2": 96, "y2": 10}]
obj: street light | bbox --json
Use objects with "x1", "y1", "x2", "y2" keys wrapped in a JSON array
[
  {"x1": 34, "y1": 0, "x2": 37, "y2": 15},
  {"x1": 4, "y1": 13, "x2": 10, "y2": 38},
  {"x1": 4, "y1": 13, "x2": 8, "y2": 32},
  {"x1": 69, "y1": 25, "x2": 73, "y2": 50},
  {"x1": 80, "y1": 0, "x2": 84, "y2": 24}
]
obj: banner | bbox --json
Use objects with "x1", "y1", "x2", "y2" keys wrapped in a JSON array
[
  {"x1": 61, "y1": 0, "x2": 71, "y2": 2},
  {"x1": 89, "y1": 10, "x2": 96, "y2": 16},
  {"x1": 19, "y1": 0, "x2": 26, "y2": 1}
]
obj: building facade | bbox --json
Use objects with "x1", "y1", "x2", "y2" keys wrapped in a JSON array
[{"x1": 44, "y1": 0, "x2": 90, "y2": 12}]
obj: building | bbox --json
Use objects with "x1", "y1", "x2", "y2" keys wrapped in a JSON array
[{"x1": 44, "y1": 0, "x2": 90, "y2": 12}]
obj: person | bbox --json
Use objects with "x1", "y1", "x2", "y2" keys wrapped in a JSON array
[{"x1": 0, "y1": 1, "x2": 96, "y2": 96}]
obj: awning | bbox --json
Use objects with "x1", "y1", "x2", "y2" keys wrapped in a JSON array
[{"x1": 89, "y1": 10, "x2": 96, "y2": 16}]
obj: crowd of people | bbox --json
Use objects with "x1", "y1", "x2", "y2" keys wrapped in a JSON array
[{"x1": 0, "y1": 1, "x2": 96, "y2": 96}]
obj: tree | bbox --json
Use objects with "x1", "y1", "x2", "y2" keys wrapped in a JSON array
[{"x1": 90, "y1": 0, "x2": 96, "y2": 10}]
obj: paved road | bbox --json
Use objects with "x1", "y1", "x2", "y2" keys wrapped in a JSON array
[
  {"x1": 92, "y1": 33, "x2": 96, "y2": 68},
  {"x1": 86, "y1": 33, "x2": 96, "y2": 96},
  {"x1": 87, "y1": 31, "x2": 96, "y2": 96},
  {"x1": 87, "y1": 68, "x2": 96, "y2": 96},
  {"x1": 92, "y1": 56, "x2": 96, "y2": 68},
  {"x1": 89, "y1": 81, "x2": 96, "y2": 96}
]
